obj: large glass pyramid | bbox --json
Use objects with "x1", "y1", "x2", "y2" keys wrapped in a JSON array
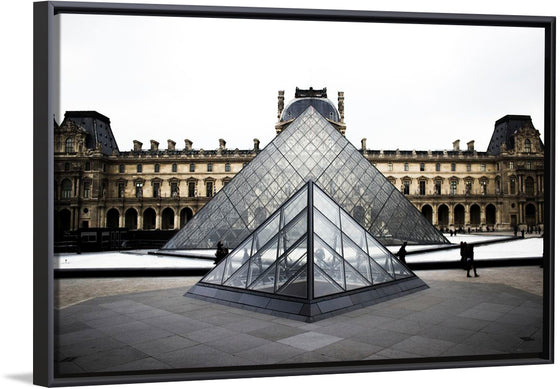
[
  {"x1": 164, "y1": 106, "x2": 448, "y2": 250},
  {"x1": 187, "y1": 181, "x2": 428, "y2": 322}
]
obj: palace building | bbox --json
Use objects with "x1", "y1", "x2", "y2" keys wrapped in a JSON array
[{"x1": 53, "y1": 87, "x2": 545, "y2": 241}]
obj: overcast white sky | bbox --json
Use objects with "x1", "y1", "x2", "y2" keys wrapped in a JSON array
[{"x1": 56, "y1": 13, "x2": 545, "y2": 152}]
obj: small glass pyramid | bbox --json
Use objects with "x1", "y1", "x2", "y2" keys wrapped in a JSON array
[
  {"x1": 188, "y1": 181, "x2": 427, "y2": 321},
  {"x1": 164, "y1": 106, "x2": 449, "y2": 250}
]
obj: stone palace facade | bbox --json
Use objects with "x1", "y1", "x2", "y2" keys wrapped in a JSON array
[{"x1": 53, "y1": 88, "x2": 545, "y2": 238}]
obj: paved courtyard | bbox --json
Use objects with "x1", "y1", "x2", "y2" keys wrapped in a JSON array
[{"x1": 54, "y1": 267, "x2": 544, "y2": 376}]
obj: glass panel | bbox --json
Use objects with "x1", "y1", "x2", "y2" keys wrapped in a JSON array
[
  {"x1": 391, "y1": 257, "x2": 413, "y2": 279},
  {"x1": 222, "y1": 238, "x2": 253, "y2": 282},
  {"x1": 201, "y1": 260, "x2": 227, "y2": 285},
  {"x1": 278, "y1": 266, "x2": 308, "y2": 298},
  {"x1": 247, "y1": 236, "x2": 279, "y2": 286},
  {"x1": 341, "y1": 212, "x2": 368, "y2": 253},
  {"x1": 278, "y1": 212, "x2": 307, "y2": 257},
  {"x1": 276, "y1": 249, "x2": 306, "y2": 291},
  {"x1": 342, "y1": 235, "x2": 371, "y2": 282},
  {"x1": 282, "y1": 188, "x2": 307, "y2": 226},
  {"x1": 314, "y1": 267, "x2": 344, "y2": 298},
  {"x1": 344, "y1": 260, "x2": 371, "y2": 291},
  {"x1": 253, "y1": 213, "x2": 280, "y2": 253},
  {"x1": 248, "y1": 263, "x2": 277, "y2": 293},
  {"x1": 369, "y1": 257, "x2": 395, "y2": 284},
  {"x1": 313, "y1": 209, "x2": 342, "y2": 255},
  {"x1": 313, "y1": 187, "x2": 340, "y2": 227},
  {"x1": 313, "y1": 235, "x2": 345, "y2": 289},
  {"x1": 223, "y1": 261, "x2": 250, "y2": 289}
]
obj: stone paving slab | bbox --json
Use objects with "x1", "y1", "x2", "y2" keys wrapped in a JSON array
[{"x1": 54, "y1": 278, "x2": 544, "y2": 376}]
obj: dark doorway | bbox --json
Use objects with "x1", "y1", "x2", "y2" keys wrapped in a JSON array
[
  {"x1": 107, "y1": 208, "x2": 120, "y2": 229},
  {"x1": 421, "y1": 205, "x2": 433, "y2": 224},
  {"x1": 125, "y1": 208, "x2": 138, "y2": 229},
  {"x1": 162, "y1": 208, "x2": 175, "y2": 230},
  {"x1": 143, "y1": 208, "x2": 156, "y2": 230}
]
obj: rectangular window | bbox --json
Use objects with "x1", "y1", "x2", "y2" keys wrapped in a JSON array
[
  {"x1": 403, "y1": 181, "x2": 410, "y2": 195},
  {"x1": 481, "y1": 182, "x2": 487, "y2": 195},
  {"x1": 419, "y1": 181, "x2": 426, "y2": 195},
  {"x1": 189, "y1": 163, "x2": 195, "y2": 172},
  {"x1": 481, "y1": 163, "x2": 486, "y2": 172},
  {"x1": 154, "y1": 164, "x2": 160, "y2": 173},
  {"x1": 135, "y1": 182, "x2": 143, "y2": 198},
  {"x1": 153, "y1": 182, "x2": 160, "y2": 198},
  {"x1": 225, "y1": 162, "x2": 231, "y2": 172},
  {"x1": 387, "y1": 163, "x2": 393, "y2": 171},
  {"x1": 137, "y1": 164, "x2": 142, "y2": 173},
  {"x1": 206, "y1": 181, "x2": 214, "y2": 197},
  {"x1": 509, "y1": 161, "x2": 514, "y2": 170},
  {"x1": 465, "y1": 182, "x2": 472, "y2": 194},
  {"x1": 207, "y1": 163, "x2": 213, "y2": 172},
  {"x1": 172, "y1": 163, "x2": 177, "y2": 173},
  {"x1": 526, "y1": 161, "x2": 531, "y2": 170},
  {"x1": 450, "y1": 181, "x2": 457, "y2": 195},
  {"x1": 436, "y1": 163, "x2": 440, "y2": 172},
  {"x1": 404, "y1": 162, "x2": 409, "y2": 171},
  {"x1": 451, "y1": 162, "x2": 456, "y2": 172},
  {"x1": 466, "y1": 163, "x2": 471, "y2": 172},
  {"x1": 188, "y1": 181, "x2": 195, "y2": 197},
  {"x1": 83, "y1": 182, "x2": 90, "y2": 198},
  {"x1": 420, "y1": 163, "x2": 425, "y2": 172},
  {"x1": 119, "y1": 164, "x2": 125, "y2": 173},
  {"x1": 171, "y1": 182, "x2": 179, "y2": 197},
  {"x1": 435, "y1": 181, "x2": 442, "y2": 195},
  {"x1": 118, "y1": 183, "x2": 125, "y2": 198}
]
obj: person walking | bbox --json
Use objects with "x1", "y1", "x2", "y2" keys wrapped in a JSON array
[
  {"x1": 396, "y1": 241, "x2": 408, "y2": 265},
  {"x1": 465, "y1": 243, "x2": 479, "y2": 278}
]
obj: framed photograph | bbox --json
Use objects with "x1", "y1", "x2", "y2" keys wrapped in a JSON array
[{"x1": 34, "y1": 1, "x2": 555, "y2": 387}]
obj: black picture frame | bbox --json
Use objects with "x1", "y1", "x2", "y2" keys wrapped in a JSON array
[{"x1": 34, "y1": 1, "x2": 555, "y2": 387}]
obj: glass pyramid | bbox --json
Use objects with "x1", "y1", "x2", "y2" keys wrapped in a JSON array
[
  {"x1": 199, "y1": 181, "x2": 414, "y2": 297},
  {"x1": 164, "y1": 106, "x2": 448, "y2": 250},
  {"x1": 188, "y1": 181, "x2": 427, "y2": 321}
]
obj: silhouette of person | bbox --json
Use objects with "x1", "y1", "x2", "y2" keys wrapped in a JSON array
[
  {"x1": 214, "y1": 240, "x2": 228, "y2": 264},
  {"x1": 396, "y1": 242, "x2": 407, "y2": 265},
  {"x1": 465, "y1": 243, "x2": 479, "y2": 278}
]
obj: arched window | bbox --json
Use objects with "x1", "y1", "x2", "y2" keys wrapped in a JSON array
[
  {"x1": 65, "y1": 137, "x2": 74, "y2": 153},
  {"x1": 61, "y1": 179, "x2": 72, "y2": 199},
  {"x1": 524, "y1": 139, "x2": 531, "y2": 153}
]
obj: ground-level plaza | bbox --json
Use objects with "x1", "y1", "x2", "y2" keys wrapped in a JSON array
[{"x1": 54, "y1": 262, "x2": 544, "y2": 376}]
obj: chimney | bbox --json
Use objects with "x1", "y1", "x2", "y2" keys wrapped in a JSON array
[
  {"x1": 150, "y1": 140, "x2": 159, "y2": 151},
  {"x1": 184, "y1": 139, "x2": 193, "y2": 151},
  {"x1": 133, "y1": 140, "x2": 143, "y2": 151},
  {"x1": 219, "y1": 138, "x2": 226, "y2": 150},
  {"x1": 453, "y1": 139, "x2": 460, "y2": 151},
  {"x1": 361, "y1": 138, "x2": 367, "y2": 151},
  {"x1": 167, "y1": 139, "x2": 176, "y2": 151},
  {"x1": 277, "y1": 90, "x2": 285, "y2": 120},
  {"x1": 467, "y1": 140, "x2": 475, "y2": 151},
  {"x1": 338, "y1": 91, "x2": 345, "y2": 122},
  {"x1": 253, "y1": 138, "x2": 260, "y2": 151}
]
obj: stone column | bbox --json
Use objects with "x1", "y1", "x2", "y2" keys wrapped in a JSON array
[
  {"x1": 481, "y1": 206, "x2": 486, "y2": 225},
  {"x1": 174, "y1": 212, "x2": 180, "y2": 229},
  {"x1": 155, "y1": 209, "x2": 162, "y2": 230}
]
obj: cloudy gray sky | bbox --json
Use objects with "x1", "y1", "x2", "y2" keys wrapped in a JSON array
[{"x1": 56, "y1": 13, "x2": 545, "y2": 153}]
